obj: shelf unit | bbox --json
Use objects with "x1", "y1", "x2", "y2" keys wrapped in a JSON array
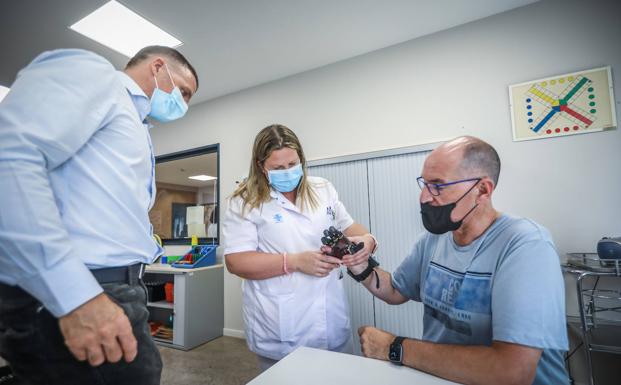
[
  {"x1": 147, "y1": 300, "x2": 174, "y2": 309},
  {"x1": 144, "y1": 263, "x2": 224, "y2": 350},
  {"x1": 564, "y1": 253, "x2": 621, "y2": 385}
]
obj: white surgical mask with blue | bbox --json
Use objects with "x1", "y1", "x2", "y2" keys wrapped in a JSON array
[
  {"x1": 268, "y1": 163, "x2": 303, "y2": 193},
  {"x1": 148, "y1": 63, "x2": 188, "y2": 122}
]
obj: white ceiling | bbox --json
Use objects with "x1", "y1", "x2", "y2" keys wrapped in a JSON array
[
  {"x1": 156, "y1": 152, "x2": 218, "y2": 188},
  {"x1": 0, "y1": 0, "x2": 538, "y2": 105}
]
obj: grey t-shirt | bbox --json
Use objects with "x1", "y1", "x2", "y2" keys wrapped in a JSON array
[{"x1": 392, "y1": 214, "x2": 568, "y2": 385}]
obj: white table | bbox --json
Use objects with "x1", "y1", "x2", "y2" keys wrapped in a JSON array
[{"x1": 248, "y1": 346, "x2": 461, "y2": 385}]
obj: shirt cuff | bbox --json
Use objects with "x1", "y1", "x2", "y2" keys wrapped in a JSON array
[
  {"x1": 224, "y1": 244, "x2": 258, "y2": 255},
  {"x1": 19, "y1": 257, "x2": 103, "y2": 318}
]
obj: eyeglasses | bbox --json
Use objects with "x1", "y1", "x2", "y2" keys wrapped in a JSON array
[{"x1": 416, "y1": 176, "x2": 481, "y2": 196}]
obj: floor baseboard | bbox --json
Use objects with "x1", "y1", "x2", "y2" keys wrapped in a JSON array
[{"x1": 223, "y1": 328, "x2": 245, "y2": 339}]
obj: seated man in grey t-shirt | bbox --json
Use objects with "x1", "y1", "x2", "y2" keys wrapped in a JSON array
[{"x1": 339, "y1": 136, "x2": 568, "y2": 385}]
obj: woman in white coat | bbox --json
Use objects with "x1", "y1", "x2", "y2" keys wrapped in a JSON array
[{"x1": 223, "y1": 124, "x2": 377, "y2": 370}]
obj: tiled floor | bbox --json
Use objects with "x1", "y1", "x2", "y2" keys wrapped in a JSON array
[{"x1": 159, "y1": 336, "x2": 261, "y2": 385}]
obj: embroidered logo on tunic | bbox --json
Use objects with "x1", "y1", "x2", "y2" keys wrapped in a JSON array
[
  {"x1": 273, "y1": 213, "x2": 283, "y2": 223},
  {"x1": 326, "y1": 206, "x2": 336, "y2": 220}
]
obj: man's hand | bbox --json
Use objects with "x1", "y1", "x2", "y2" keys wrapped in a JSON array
[
  {"x1": 59, "y1": 293, "x2": 137, "y2": 366},
  {"x1": 289, "y1": 251, "x2": 341, "y2": 277},
  {"x1": 358, "y1": 325, "x2": 395, "y2": 360}
]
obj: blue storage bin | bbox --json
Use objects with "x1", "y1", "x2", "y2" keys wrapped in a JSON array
[{"x1": 171, "y1": 245, "x2": 217, "y2": 269}]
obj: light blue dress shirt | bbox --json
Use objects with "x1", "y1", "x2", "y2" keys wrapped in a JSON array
[{"x1": 0, "y1": 49, "x2": 163, "y2": 317}]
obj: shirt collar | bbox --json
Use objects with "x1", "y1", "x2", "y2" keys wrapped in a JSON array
[
  {"x1": 118, "y1": 71, "x2": 151, "y2": 123},
  {"x1": 270, "y1": 189, "x2": 304, "y2": 215}
]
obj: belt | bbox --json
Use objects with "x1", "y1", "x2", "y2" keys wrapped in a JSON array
[
  {"x1": 0, "y1": 282, "x2": 27, "y2": 296},
  {"x1": 0, "y1": 264, "x2": 145, "y2": 297},
  {"x1": 90, "y1": 263, "x2": 145, "y2": 285}
]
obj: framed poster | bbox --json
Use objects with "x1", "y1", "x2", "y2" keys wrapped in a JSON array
[
  {"x1": 171, "y1": 203, "x2": 193, "y2": 239},
  {"x1": 509, "y1": 66, "x2": 616, "y2": 141}
]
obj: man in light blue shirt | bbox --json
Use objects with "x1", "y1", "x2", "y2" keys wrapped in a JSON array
[
  {"x1": 340, "y1": 136, "x2": 569, "y2": 385},
  {"x1": 0, "y1": 46, "x2": 198, "y2": 384}
]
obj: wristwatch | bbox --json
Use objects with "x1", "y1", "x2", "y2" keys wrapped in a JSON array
[
  {"x1": 388, "y1": 336, "x2": 406, "y2": 365},
  {"x1": 347, "y1": 256, "x2": 379, "y2": 282}
]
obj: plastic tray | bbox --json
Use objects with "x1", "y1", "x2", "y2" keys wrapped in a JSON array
[{"x1": 171, "y1": 245, "x2": 217, "y2": 269}]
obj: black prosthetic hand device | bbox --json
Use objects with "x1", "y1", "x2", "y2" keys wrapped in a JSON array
[{"x1": 321, "y1": 226, "x2": 364, "y2": 259}]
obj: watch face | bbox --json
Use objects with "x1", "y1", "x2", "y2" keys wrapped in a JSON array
[
  {"x1": 389, "y1": 349, "x2": 399, "y2": 361},
  {"x1": 389, "y1": 337, "x2": 404, "y2": 364},
  {"x1": 389, "y1": 344, "x2": 401, "y2": 363}
]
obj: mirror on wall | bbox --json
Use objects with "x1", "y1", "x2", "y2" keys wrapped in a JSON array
[{"x1": 150, "y1": 144, "x2": 219, "y2": 245}]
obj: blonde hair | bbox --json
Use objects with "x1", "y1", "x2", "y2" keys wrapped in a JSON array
[{"x1": 232, "y1": 124, "x2": 319, "y2": 214}]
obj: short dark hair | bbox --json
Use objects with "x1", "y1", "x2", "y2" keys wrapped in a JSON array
[
  {"x1": 125, "y1": 45, "x2": 199, "y2": 89},
  {"x1": 460, "y1": 137, "x2": 501, "y2": 187}
]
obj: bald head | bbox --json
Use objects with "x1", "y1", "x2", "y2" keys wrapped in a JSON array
[
  {"x1": 436, "y1": 136, "x2": 501, "y2": 186},
  {"x1": 125, "y1": 45, "x2": 199, "y2": 89}
]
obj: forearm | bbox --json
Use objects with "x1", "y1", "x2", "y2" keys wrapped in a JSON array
[
  {"x1": 225, "y1": 251, "x2": 287, "y2": 280},
  {"x1": 342, "y1": 224, "x2": 405, "y2": 303},
  {"x1": 343, "y1": 224, "x2": 377, "y2": 250},
  {"x1": 343, "y1": 223, "x2": 369, "y2": 237},
  {"x1": 403, "y1": 340, "x2": 540, "y2": 385},
  {"x1": 358, "y1": 267, "x2": 407, "y2": 305}
]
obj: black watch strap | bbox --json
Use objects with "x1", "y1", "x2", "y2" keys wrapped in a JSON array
[
  {"x1": 389, "y1": 336, "x2": 406, "y2": 365},
  {"x1": 347, "y1": 256, "x2": 379, "y2": 282}
]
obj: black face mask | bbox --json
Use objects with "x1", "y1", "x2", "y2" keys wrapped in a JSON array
[{"x1": 420, "y1": 180, "x2": 480, "y2": 235}]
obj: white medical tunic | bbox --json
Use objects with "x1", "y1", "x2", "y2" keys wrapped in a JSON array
[{"x1": 223, "y1": 176, "x2": 355, "y2": 360}]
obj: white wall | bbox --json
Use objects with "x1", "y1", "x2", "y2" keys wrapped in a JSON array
[{"x1": 151, "y1": 0, "x2": 621, "y2": 336}]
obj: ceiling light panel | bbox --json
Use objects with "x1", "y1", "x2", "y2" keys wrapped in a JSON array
[
  {"x1": 0, "y1": 86, "x2": 9, "y2": 103},
  {"x1": 188, "y1": 175, "x2": 217, "y2": 181},
  {"x1": 69, "y1": 0, "x2": 182, "y2": 57}
]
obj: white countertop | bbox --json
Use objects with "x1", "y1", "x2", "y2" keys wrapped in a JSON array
[{"x1": 248, "y1": 346, "x2": 461, "y2": 385}]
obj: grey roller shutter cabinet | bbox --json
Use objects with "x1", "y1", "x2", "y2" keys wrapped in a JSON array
[
  {"x1": 367, "y1": 153, "x2": 427, "y2": 341},
  {"x1": 309, "y1": 149, "x2": 430, "y2": 355},
  {"x1": 308, "y1": 160, "x2": 374, "y2": 356}
]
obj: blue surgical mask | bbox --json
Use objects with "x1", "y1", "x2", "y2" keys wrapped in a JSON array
[
  {"x1": 148, "y1": 63, "x2": 188, "y2": 122},
  {"x1": 268, "y1": 163, "x2": 303, "y2": 193}
]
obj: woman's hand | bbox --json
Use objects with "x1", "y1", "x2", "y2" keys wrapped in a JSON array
[
  {"x1": 289, "y1": 251, "x2": 341, "y2": 277},
  {"x1": 340, "y1": 234, "x2": 375, "y2": 268}
]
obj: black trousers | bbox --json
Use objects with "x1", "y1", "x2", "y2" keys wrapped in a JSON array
[{"x1": 0, "y1": 281, "x2": 162, "y2": 385}]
